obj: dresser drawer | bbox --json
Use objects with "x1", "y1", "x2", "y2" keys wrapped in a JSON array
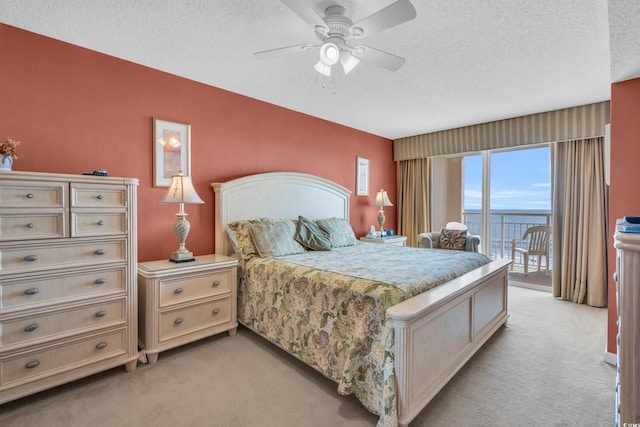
[
  {"x1": 71, "y1": 184, "x2": 127, "y2": 208},
  {"x1": 0, "y1": 180, "x2": 66, "y2": 209},
  {"x1": 0, "y1": 239, "x2": 126, "y2": 274},
  {"x1": 1, "y1": 299, "x2": 126, "y2": 347},
  {"x1": 158, "y1": 269, "x2": 232, "y2": 307},
  {"x1": 1, "y1": 267, "x2": 127, "y2": 310},
  {"x1": 159, "y1": 297, "x2": 231, "y2": 342},
  {"x1": 0, "y1": 329, "x2": 127, "y2": 387},
  {"x1": 71, "y1": 212, "x2": 127, "y2": 237},
  {"x1": 0, "y1": 212, "x2": 67, "y2": 241}
]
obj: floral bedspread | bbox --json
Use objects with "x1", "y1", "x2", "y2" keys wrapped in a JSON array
[{"x1": 237, "y1": 244, "x2": 490, "y2": 427}]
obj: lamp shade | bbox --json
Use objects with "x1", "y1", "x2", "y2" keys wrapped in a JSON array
[
  {"x1": 160, "y1": 172, "x2": 204, "y2": 204},
  {"x1": 373, "y1": 189, "x2": 393, "y2": 207}
]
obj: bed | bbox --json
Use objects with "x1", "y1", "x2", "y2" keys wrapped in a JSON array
[{"x1": 211, "y1": 172, "x2": 510, "y2": 427}]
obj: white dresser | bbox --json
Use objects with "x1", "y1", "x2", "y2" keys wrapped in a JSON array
[
  {"x1": 613, "y1": 225, "x2": 640, "y2": 426},
  {"x1": 0, "y1": 170, "x2": 139, "y2": 404}
]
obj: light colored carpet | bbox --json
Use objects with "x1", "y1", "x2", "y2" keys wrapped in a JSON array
[{"x1": 0, "y1": 286, "x2": 614, "y2": 427}]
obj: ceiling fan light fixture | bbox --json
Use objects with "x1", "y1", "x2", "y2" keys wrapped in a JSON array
[
  {"x1": 340, "y1": 51, "x2": 360, "y2": 75},
  {"x1": 318, "y1": 42, "x2": 339, "y2": 66},
  {"x1": 314, "y1": 60, "x2": 332, "y2": 76}
]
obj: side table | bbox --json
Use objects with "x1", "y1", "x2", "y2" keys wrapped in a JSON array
[{"x1": 137, "y1": 254, "x2": 238, "y2": 364}]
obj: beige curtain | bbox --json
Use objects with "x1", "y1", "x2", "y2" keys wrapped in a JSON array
[
  {"x1": 397, "y1": 158, "x2": 431, "y2": 247},
  {"x1": 551, "y1": 138, "x2": 607, "y2": 306}
]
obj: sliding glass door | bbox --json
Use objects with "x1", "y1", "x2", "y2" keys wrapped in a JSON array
[{"x1": 463, "y1": 146, "x2": 551, "y2": 261}]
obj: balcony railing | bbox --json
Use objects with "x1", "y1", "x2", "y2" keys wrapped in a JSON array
[{"x1": 463, "y1": 210, "x2": 552, "y2": 269}]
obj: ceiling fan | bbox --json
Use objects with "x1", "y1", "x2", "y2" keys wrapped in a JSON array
[{"x1": 254, "y1": 0, "x2": 417, "y2": 77}]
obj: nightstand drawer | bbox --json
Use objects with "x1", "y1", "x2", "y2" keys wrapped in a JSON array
[
  {"x1": 158, "y1": 270, "x2": 232, "y2": 307},
  {"x1": 0, "y1": 180, "x2": 66, "y2": 209},
  {"x1": 71, "y1": 184, "x2": 127, "y2": 208},
  {"x1": 1, "y1": 267, "x2": 127, "y2": 310},
  {"x1": 1, "y1": 329, "x2": 127, "y2": 386},
  {"x1": 0, "y1": 212, "x2": 66, "y2": 241},
  {"x1": 71, "y1": 212, "x2": 127, "y2": 237},
  {"x1": 0, "y1": 239, "x2": 126, "y2": 274},
  {"x1": 159, "y1": 297, "x2": 231, "y2": 342},
  {"x1": 1, "y1": 299, "x2": 126, "y2": 347}
]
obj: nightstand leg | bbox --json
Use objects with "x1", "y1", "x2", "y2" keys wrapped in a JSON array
[
  {"x1": 146, "y1": 352, "x2": 159, "y2": 364},
  {"x1": 228, "y1": 326, "x2": 238, "y2": 337}
]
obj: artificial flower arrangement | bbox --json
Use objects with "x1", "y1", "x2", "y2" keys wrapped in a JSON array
[{"x1": 0, "y1": 137, "x2": 20, "y2": 160}]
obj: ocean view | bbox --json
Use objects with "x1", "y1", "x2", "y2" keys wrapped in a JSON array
[{"x1": 462, "y1": 210, "x2": 552, "y2": 261}]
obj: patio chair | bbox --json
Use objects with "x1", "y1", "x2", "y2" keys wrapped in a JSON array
[{"x1": 511, "y1": 225, "x2": 552, "y2": 275}]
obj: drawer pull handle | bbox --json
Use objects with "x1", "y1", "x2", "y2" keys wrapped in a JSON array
[
  {"x1": 24, "y1": 288, "x2": 39, "y2": 295},
  {"x1": 212, "y1": 308, "x2": 220, "y2": 315},
  {"x1": 94, "y1": 249, "x2": 107, "y2": 255},
  {"x1": 174, "y1": 318, "x2": 183, "y2": 325},
  {"x1": 26, "y1": 193, "x2": 34, "y2": 199},
  {"x1": 24, "y1": 255, "x2": 39, "y2": 262},
  {"x1": 212, "y1": 281, "x2": 221, "y2": 287},
  {"x1": 95, "y1": 278, "x2": 107, "y2": 285},
  {"x1": 174, "y1": 287, "x2": 184, "y2": 294},
  {"x1": 97, "y1": 220, "x2": 105, "y2": 226},
  {"x1": 24, "y1": 323, "x2": 39, "y2": 332},
  {"x1": 95, "y1": 342, "x2": 108, "y2": 350},
  {"x1": 25, "y1": 361, "x2": 40, "y2": 369},
  {"x1": 95, "y1": 310, "x2": 107, "y2": 318},
  {"x1": 96, "y1": 194, "x2": 104, "y2": 200},
  {"x1": 26, "y1": 223, "x2": 35, "y2": 229}
]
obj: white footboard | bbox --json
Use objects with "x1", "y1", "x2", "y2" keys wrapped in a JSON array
[{"x1": 387, "y1": 258, "x2": 510, "y2": 426}]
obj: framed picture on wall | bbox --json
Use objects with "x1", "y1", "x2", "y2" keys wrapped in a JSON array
[
  {"x1": 153, "y1": 118, "x2": 191, "y2": 187},
  {"x1": 356, "y1": 156, "x2": 370, "y2": 196}
]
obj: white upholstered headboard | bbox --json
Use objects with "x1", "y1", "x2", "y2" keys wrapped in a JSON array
[{"x1": 211, "y1": 172, "x2": 351, "y2": 255}]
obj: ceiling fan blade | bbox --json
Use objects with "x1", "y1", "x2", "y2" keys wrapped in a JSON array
[
  {"x1": 254, "y1": 44, "x2": 317, "y2": 60},
  {"x1": 280, "y1": 0, "x2": 328, "y2": 31},
  {"x1": 352, "y1": 45, "x2": 406, "y2": 71},
  {"x1": 351, "y1": 0, "x2": 417, "y2": 38}
]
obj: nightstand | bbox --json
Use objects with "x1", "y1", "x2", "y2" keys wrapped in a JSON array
[
  {"x1": 359, "y1": 235, "x2": 407, "y2": 246},
  {"x1": 137, "y1": 254, "x2": 238, "y2": 364}
]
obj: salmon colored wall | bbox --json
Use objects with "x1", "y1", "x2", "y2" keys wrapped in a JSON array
[
  {"x1": 0, "y1": 25, "x2": 396, "y2": 262},
  {"x1": 607, "y1": 77, "x2": 640, "y2": 355}
]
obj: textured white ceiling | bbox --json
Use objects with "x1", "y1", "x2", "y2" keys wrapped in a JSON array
[{"x1": 0, "y1": 0, "x2": 636, "y2": 139}]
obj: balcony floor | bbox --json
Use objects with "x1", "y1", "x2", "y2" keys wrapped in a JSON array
[{"x1": 508, "y1": 262, "x2": 551, "y2": 291}]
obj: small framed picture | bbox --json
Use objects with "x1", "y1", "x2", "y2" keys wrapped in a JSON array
[
  {"x1": 153, "y1": 118, "x2": 192, "y2": 187},
  {"x1": 356, "y1": 156, "x2": 370, "y2": 196}
]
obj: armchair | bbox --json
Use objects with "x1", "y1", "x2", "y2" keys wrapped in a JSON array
[{"x1": 418, "y1": 222, "x2": 480, "y2": 252}]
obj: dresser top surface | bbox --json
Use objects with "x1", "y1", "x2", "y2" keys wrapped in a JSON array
[{"x1": 0, "y1": 170, "x2": 138, "y2": 186}]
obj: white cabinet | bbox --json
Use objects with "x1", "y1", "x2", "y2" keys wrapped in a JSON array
[
  {"x1": 0, "y1": 171, "x2": 138, "y2": 404},
  {"x1": 613, "y1": 225, "x2": 640, "y2": 426}
]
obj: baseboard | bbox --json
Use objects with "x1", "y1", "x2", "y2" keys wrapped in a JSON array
[
  {"x1": 508, "y1": 281, "x2": 552, "y2": 293},
  {"x1": 604, "y1": 350, "x2": 617, "y2": 366}
]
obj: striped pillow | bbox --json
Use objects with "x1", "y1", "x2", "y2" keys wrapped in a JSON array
[
  {"x1": 250, "y1": 220, "x2": 305, "y2": 257},
  {"x1": 316, "y1": 217, "x2": 358, "y2": 248}
]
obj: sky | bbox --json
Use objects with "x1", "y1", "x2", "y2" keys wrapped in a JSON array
[{"x1": 463, "y1": 146, "x2": 551, "y2": 212}]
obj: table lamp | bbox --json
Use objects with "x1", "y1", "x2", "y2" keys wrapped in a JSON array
[
  {"x1": 160, "y1": 171, "x2": 204, "y2": 262},
  {"x1": 373, "y1": 189, "x2": 393, "y2": 234}
]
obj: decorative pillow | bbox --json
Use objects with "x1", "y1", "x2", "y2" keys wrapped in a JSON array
[
  {"x1": 250, "y1": 220, "x2": 305, "y2": 257},
  {"x1": 226, "y1": 228, "x2": 240, "y2": 254},
  {"x1": 439, "y1": 228, "x2": 467, "y2": 250},
  {"x1": 295, "y1": 216, "x2": 331, "y2": 251},
  {"x1": 316, "y1": 217, "x2": 358, "y2": 248},
  {"x1": 227, "y1": 219, "x2": 263, "y2": 259}
]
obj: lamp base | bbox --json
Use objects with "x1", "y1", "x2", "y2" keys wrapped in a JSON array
[
  {"x1": 169, "y1": 249, "x2": 196, "y2": 263},
  {"x1": 169, "y1": 257, "x2": 196, "y2": 263}
]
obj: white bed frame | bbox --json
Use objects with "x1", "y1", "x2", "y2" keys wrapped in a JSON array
[{"x1": 212, "y1": 172, "x2": 510, "y2": 426}]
